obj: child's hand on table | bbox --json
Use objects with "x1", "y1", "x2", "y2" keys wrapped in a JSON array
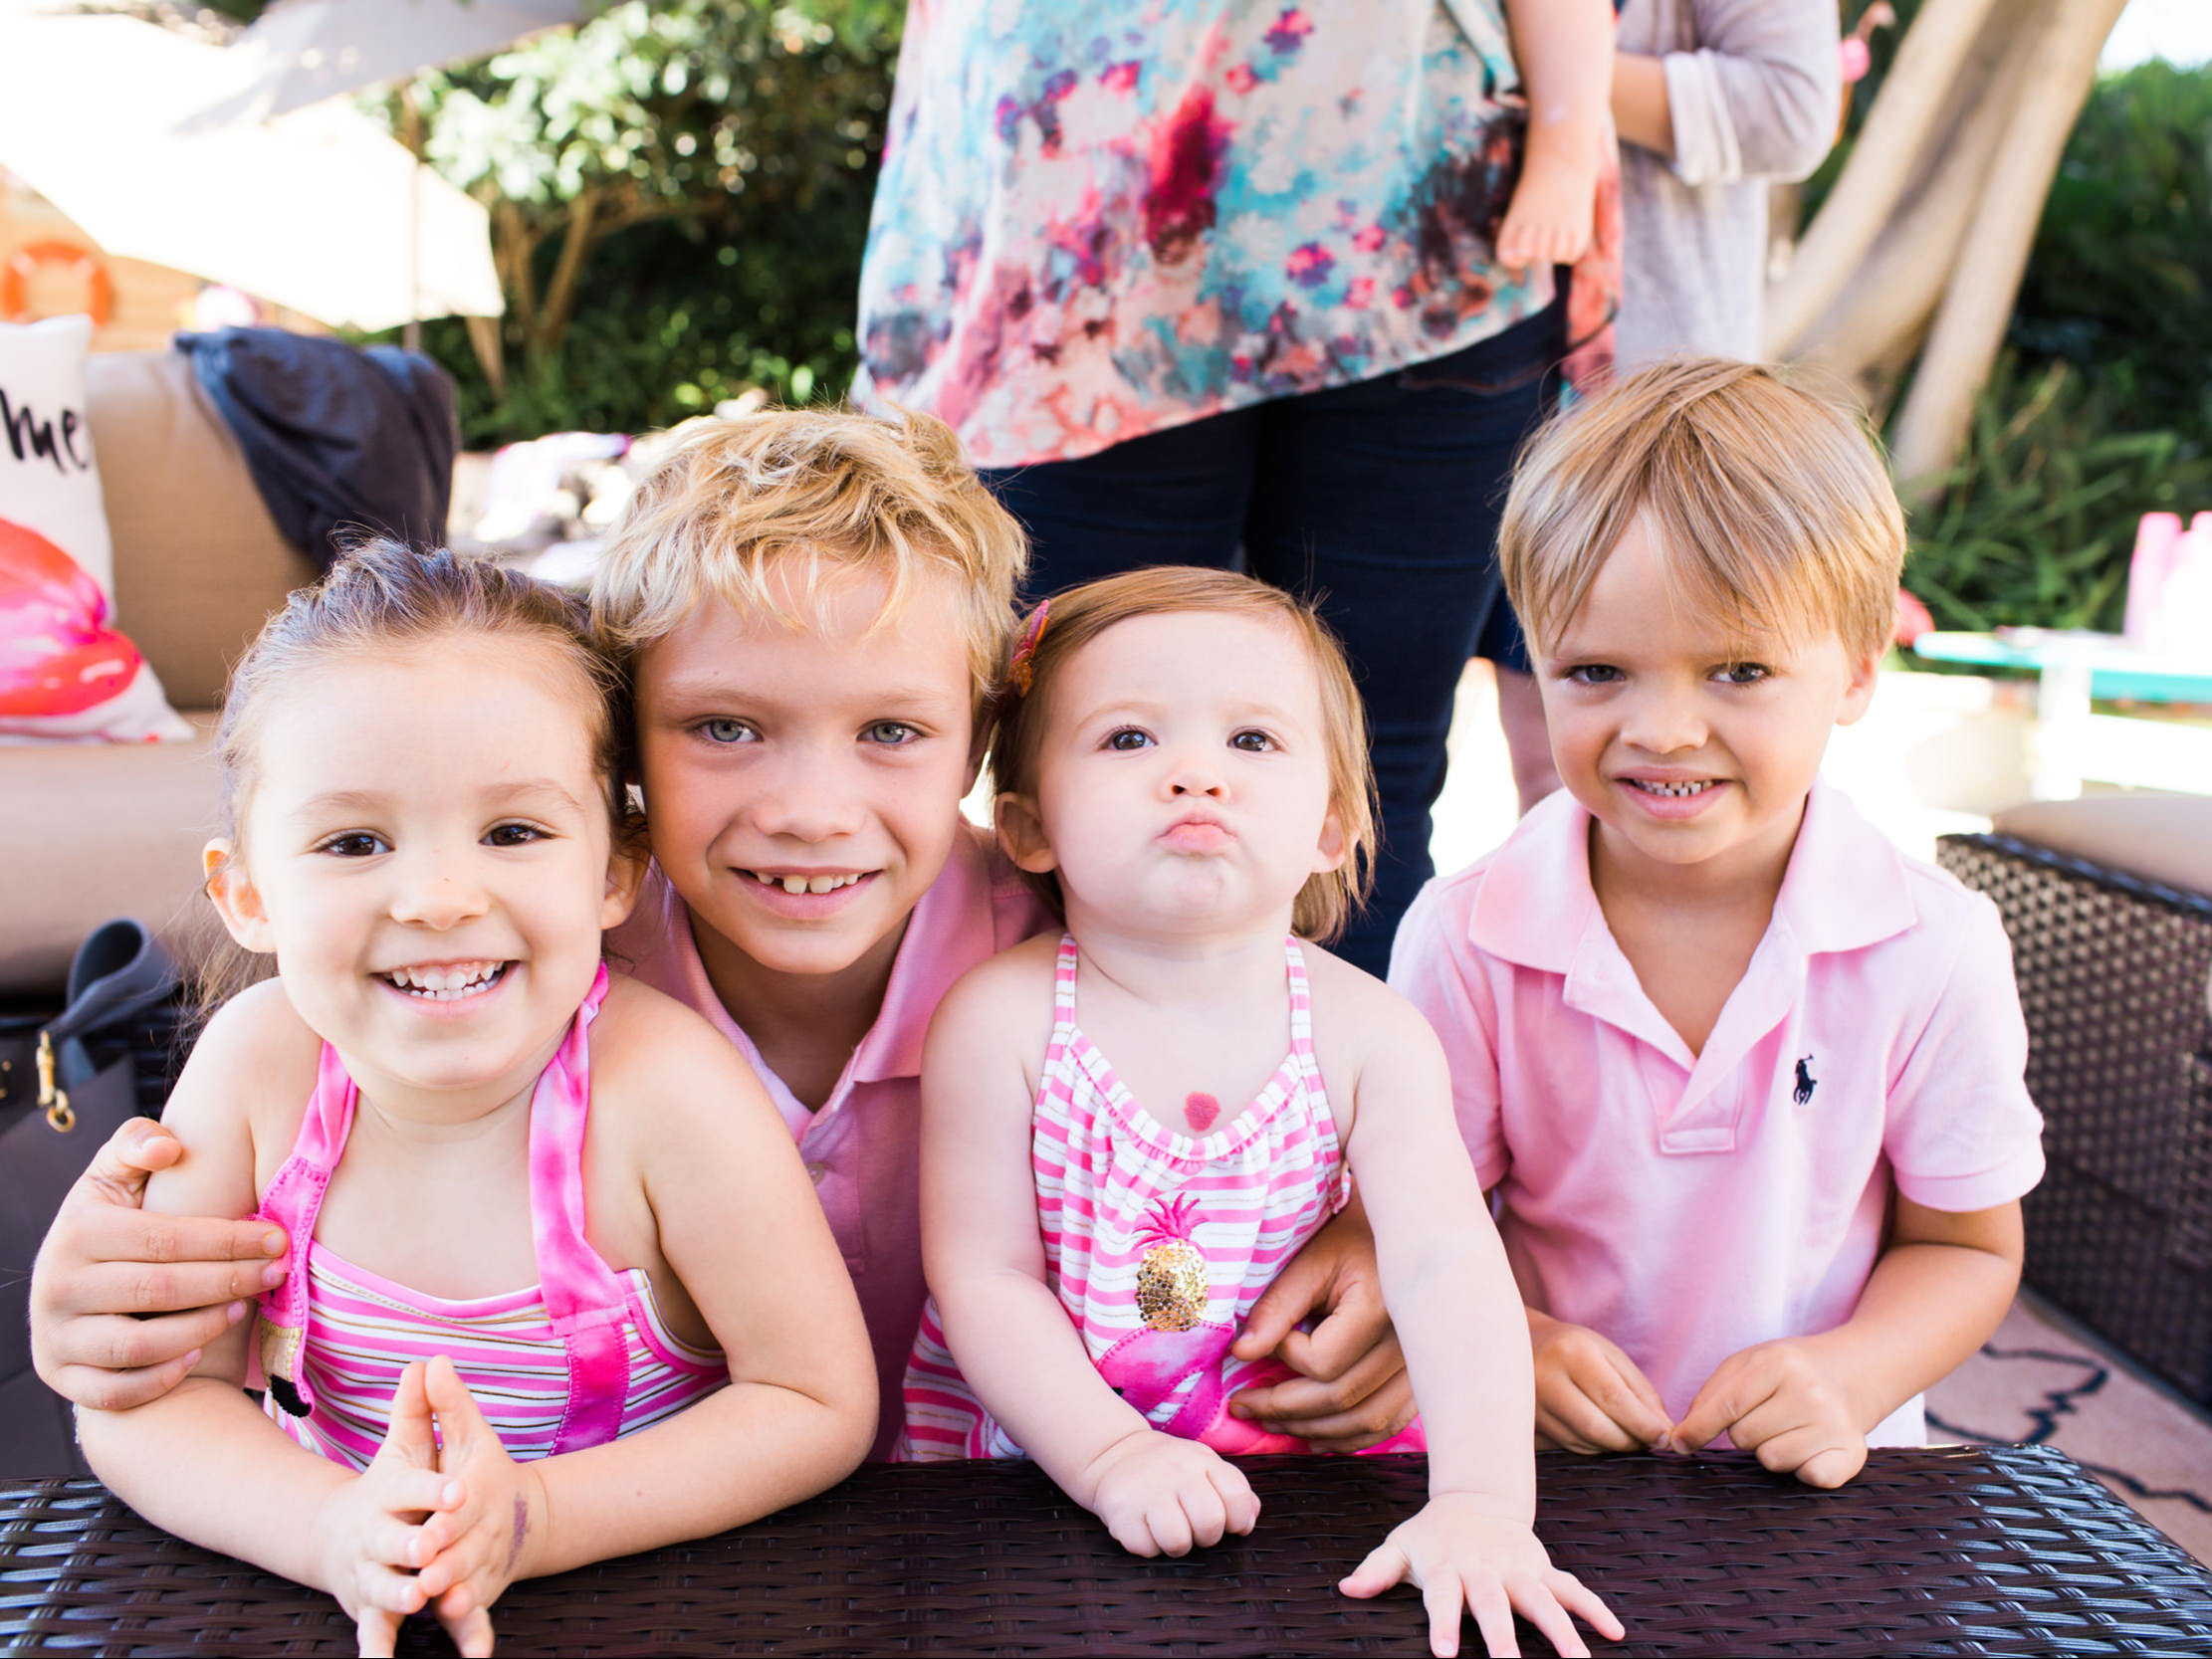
[
  {"x1": 1669, "y1": 1335, "x2": 1869, "y2": 1488},
  {"x1": 1339, "y1": 1492, "x2": 1622, "y2": 1658},
  {"x1": 311, "y1": 1359, "x2": 468, "y2": 1656},
  {"x1": 1076, "y1": 1427, "x2": 1260, "y2": 1557},
  {"x1": 407, "y1": 1354, "x2": 549, "y2": 1654},
  {"x1": 1528, "y1": 1311, "x2": 1670, "y2": 1454}
]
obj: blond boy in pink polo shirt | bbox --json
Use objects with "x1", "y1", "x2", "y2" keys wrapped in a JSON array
[
  {"x1": 1391, "y1": 358, "x2": 2044, "y2": 1488},
  {"x1": 30, "y1": 409, "x2": 1416, "y2": 1467}
]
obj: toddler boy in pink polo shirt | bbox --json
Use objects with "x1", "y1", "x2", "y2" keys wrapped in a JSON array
[{"x1": 1391, "y1": 358, "x2": 2044, "y2": 1488}]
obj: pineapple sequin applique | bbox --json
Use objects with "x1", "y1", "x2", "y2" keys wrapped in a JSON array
[{"x1": 1134, "y1": 1193, "x2": 1212, "y2": 1332}]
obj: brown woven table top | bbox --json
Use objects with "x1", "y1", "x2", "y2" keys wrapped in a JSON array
[{"x1": 5, "y1": 1446, "x2": 2210, "y2": 1656}]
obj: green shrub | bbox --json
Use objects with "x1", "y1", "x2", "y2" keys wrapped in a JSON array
[
  {"x1": 2010, "y1": 60, "x2": 2212, "y2": 448},
  {"x1": 1903, "y1": 353, "x2": 2212, "y2": 633},
  {"x1": 1899, "y1": 60, "x2": 2212, "y2": 632},
  {"x1": 417, "y1": 203, "x2": 866, "y2": 446},
  {"x1": 385, "y1": 0, "x2": 898, "y2": 444}
]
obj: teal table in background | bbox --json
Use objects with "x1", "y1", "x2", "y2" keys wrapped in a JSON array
[{"x1": 1910, "y1": 630, "x2": 2212, "y2": 798}]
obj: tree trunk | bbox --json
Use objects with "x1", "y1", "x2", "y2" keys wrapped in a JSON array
[
  {"x1": 1786, "y1": 5, "x2": 2037, "y2": 395},
  {"x1": 532, "y1": 185, "x2": 603, "y2": 362},
  {"x1": 1886, "y1": 0, "x2": 2132, "y2": 497},
  {"x1": 1765, "y1": 0, "x2": 2005, "y2": 357},
  {"x1": 1766, "y1": 0, "x2": 2128, "y2": 496}
]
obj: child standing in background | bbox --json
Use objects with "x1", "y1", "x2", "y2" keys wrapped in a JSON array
[
  {"x1": 76, "y1": 544, "x2": 876, "y2": 1656},
  {"x1": 1392, "y1": 359, "x2": 2043, "y2": 1487},
  {"x1": 1610, "y1": 0, "x2": 1843, "y2": 364},
  {"x1": 906, "y1": 569, "x2": 1622, "y2": 1659}
]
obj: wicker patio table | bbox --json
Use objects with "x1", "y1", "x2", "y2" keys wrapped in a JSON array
[{"x1": 5, "y1": 1446, "x2": 2210, "y2": 1656}]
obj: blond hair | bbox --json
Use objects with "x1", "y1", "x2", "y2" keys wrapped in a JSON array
[
  {"x1": 1498, "y1": 357, "x2": 1906, "y2": 662},
  {"x1": 992, "y1": 568, "x2": 1377, "y2": 944},
  {"x1": 591, "y1": 406, "x2": 1027, "y2": 712}
]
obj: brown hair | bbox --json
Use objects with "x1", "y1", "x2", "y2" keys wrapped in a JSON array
[
  {"x1": 1497, "y1": 356, "x2": 1907, "y2": 662},
  {"x1": 591, "y1": 405, "x2": 1027, "y2": 716},
  {"x1": 990, "y1": 567, "x2": 1377, "y2": 943},
  {"x1": 201, "y1": 538, "x2": 633, "y2": 1006}
]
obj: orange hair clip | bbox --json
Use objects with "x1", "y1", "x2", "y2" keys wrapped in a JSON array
[{"x1": 1007, "y1": 601, "x2": 1050, "y2": 697}]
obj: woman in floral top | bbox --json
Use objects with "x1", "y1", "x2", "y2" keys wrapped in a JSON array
[{"x1": 855, "y1": 0, "x2": 1616, "y2": 974}]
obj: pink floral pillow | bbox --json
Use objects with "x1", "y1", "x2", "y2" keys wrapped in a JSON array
[{"x1": 0, "y1": 314, "x2": 188, "y2": 741}]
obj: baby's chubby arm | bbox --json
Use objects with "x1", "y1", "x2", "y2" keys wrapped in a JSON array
[
  {"x1": 1671, "y1": 1198, "x2": 2022, "y2": 1487},
  {"x1": 466, "y1": 977, "x2": 879, "y2": 1593},
  {"x1": 72, "y1": 986, "x2": 469, "y2": 1652},
  {"x1": 921, "y1": 942, "x2": 1258, "y2": 1557},
  {"x1": 1317, "y1": 962, "x2": 1620, "y2": 1659},
  {"x1": 1497, "y1": 0, "x2": 1615, "y2": 270}
]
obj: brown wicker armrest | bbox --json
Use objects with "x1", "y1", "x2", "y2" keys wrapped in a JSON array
[{"x1": 1937, "y1": 832, "x2": 2212, "y2": 1405}]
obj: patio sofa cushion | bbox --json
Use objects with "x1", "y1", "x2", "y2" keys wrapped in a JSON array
[
  {"x1": 1991, "y1": 792, "x2": 2212, "y2": 902},
  {"x1": 2, "y1": 348, "x2": 316, "y2": 995},
  {"x1": 0, "y1": 713, "x2": 223, "y2": 992},
  {"x1": 85, "y1": 346, "x2": 316, "y2": 711}
]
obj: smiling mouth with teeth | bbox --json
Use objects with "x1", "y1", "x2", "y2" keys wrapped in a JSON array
[
  {"x1": 380, "y1": 960, "x2": 509, "y2": 1000},
  {"x1": 1627, "y1": 778, "x2": 1719, "y2": 798},
  {"x1": 743, "y1": 870, "x2": 869, "y2": 896}
]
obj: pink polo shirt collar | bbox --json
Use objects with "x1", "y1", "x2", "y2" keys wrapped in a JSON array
[
  {"x1": 1470, "y1": 781, "x2": 1921, "y2": 1151},
  {"x1": 632, "y1": 822, "x2": 1009, "y2": 1133}
]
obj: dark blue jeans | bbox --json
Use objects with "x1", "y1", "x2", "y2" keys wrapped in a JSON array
[{"x1": 983, "y1": 298, "x2": 1565, "y2": 978}]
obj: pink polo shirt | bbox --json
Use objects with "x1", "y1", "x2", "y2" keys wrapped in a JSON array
[
  {"x1": 609, "y1": 821, "x2": 1052, "y2": 1460},
  {"x1": 1389, "y1": 780, "x2": 2044, "y2": 1448}
]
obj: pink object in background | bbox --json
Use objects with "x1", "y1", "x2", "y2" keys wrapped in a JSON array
[
  {"x1": 0, "y1": 516, "x2": 142, "y2": 717},
  {"x1": 1893, "y1": 588, "x2": 1934, "y2": 647},
  {"x1": 2123, "y1": 512, "x2": 2184, "y2": 645},
  {"x1": 2141, "y1": 513, "x2": 2212, "y2": 662}
]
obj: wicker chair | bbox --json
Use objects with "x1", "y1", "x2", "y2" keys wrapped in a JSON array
[{"x1": 1938, "y1": 821, "x2": 2212, "y2": 1407}]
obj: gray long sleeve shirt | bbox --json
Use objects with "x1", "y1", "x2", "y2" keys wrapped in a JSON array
[{"x1": 1616, "y1": 0, "x2": 1843, "y2": 366}]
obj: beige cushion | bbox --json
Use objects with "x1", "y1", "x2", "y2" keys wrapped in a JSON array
[
  {"x1": 86, "y1": 350, "x2": 319, "y2": 709},
  {"x1": 1990, "y1": 792, "x2": 2212, "y2": 899},
  {"x1": 0, "y1": 712, "x2": 229, "y2": 993}
]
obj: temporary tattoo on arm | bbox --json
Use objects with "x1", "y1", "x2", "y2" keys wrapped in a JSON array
[{"x1": 507, "y1": 1496, "x2": 528, "y2": 1574}]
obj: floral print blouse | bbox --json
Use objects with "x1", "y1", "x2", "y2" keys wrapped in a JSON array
[{"x1": 851, "y1": 1, "x2": 1563, "y2": 469}]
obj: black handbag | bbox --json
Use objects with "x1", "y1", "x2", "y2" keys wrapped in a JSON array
[{"x1": 0, "y1": 920, "x2": 192, "y2": 1478}]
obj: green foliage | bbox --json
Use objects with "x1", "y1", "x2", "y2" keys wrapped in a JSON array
[
  {"x1": 1904, "y1": 354, "x2": 2212, "y2": 633},
  {"x1": 416, "y1": 218, "x2": 852, "y2": 445},
  {"x1": 1901, "y1": 61, "x2": 2212, "y2": 631},
  {"x1": 2010, "y1": 60, "x2": 2212, "y2": 446},
  {"x1": 394, "y1": 0, "x2": 899, "y2": 433},
  {"x1": 419, "y1": 0, "x2": 898, "y2": 237}
]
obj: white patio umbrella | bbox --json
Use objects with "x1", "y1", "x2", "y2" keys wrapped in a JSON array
[
  {"x1": 176, "y1": 0, "x2": 590, "y2": 132},
  {"x1": 0, "y1": 9, "x2": 502, "y2": 332}
]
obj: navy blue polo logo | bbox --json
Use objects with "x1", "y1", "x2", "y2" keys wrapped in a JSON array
[{"x1": 1794, "y1": 1055, "x2": 1817, "y2": 1106}]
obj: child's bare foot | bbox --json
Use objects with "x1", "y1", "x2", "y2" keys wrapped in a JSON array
[{"x1": 1497, "y1": 143, "x2": 1597, "y2": 272}]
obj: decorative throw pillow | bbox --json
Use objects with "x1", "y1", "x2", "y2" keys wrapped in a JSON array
[{"x1": 1, "y1": 314, "x2": 190, "y2": 741}]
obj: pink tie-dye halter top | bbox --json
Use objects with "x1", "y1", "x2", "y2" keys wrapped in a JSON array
[
  {"x1": 901, "y1": 934, "x2": 1425, "y2": 1459},
  {"x1": 253, "y1": 965, "x2": 727, "y2": 1468}
]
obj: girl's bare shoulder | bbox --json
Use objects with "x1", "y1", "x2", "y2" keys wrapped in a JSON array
[
  {"x1": 1295, "y1": 940, "x2": 1449, "y2": 1107},
  {"x1": 585, "y1": 971, "x2": 774, "y2": 1133},
  {"x1": 156, "y1": 978, "x2": 323, "y2": 1205},
  {"x1": 934, "y1": 930, "x2": 1064, "y2": 1032}
]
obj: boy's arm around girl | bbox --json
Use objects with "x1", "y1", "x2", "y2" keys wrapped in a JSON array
[{"x1": 71, "y1": 973, "x2": 878, "y2": 1656}]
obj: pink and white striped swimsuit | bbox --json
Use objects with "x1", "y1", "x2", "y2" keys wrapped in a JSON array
[
  {"x1": 253, "y1": 965, "x2": 727, "y2": 1469},
  {"x1": 901, "y1": 934, "x2": 1425, "y2": 1460}
]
